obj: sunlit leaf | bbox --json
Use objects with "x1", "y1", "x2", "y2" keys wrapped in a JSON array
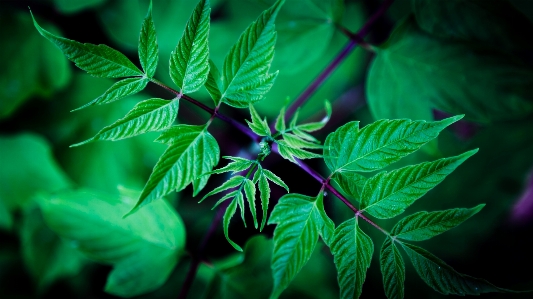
[{"x1": 246, "y1": 104, "x2": 271, "y2": 136}]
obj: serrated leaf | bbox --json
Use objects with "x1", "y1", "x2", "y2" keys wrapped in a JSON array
[
  {"x1": 282, "y1": 133, "x2": 322, "y2": 149},
  {"x1": 295, "y1": 100, "x2": 332, "y2": 132},
  {"x1": 209, "y1": 157, "x2": 254, "y2": 175},
  {"x1": 71, "y1": 98, "x2": 179, "y2": 146},
  {"x1": 244, "y1": 179, "x2": 258, "y2": 229},
  {"x1": 268, "y1": 193, "x2": 333, "y2": 299},
  {"x1": 360, "y1": 150, "x2": 477, "y2": 219},
  {"x1": 40, "y1": 189, "x2": 185, "y2": 297},
  {"x1": 331, "y1": 172, "x2": 366, "y2": 201},
  {"x1": 258, "y1": 172, "x2": 270, "y2": 231},
  {"x1": 169, "y1": 0, "x2": 210, "y2": 93},
  {"x1": 139, "y1": 0, "x2": 158, "y2": 78},
  {"x1": 277, "y1": 140, "x2": 321, "y2": 163},
  {"x1": 72, "y1": 77, "x2": 149, "y2": 111},
  {"x1": 132, "y1": 125, "x2": 219, "y2": 213},
  {"x1": 224, "y1": 197, "x2": 243, "y2": 252},
  {"x1": 391, "y1": 204, "x2": 484, "y2": 241},
  {"x1": 262, "y1": 169, "x2": 289, "y2": 192},
  {"x1": 330, "y1": 217, "x2": 373, "y2": 299},
  {"x1": 324, "y1": 116, "x2": 462, "y2": 173},
  {"x1": 246, "y1": 104, "x2": 271, "y2": 136},
  {"x1": 220, "y1": 0, "x2": 284, "y2": 108},
  {"x1": 205, "y1": 59, "x2": 223, "y2": 105},
  {"x1": 236, "y1": 190, "x2": 246, "y2": 227},
  {"x1": 275, "y1": 106, "x2": 286, "y2": 132},
  {"x1": 200, "y1": 175, "x2": 245, "y2": 202},
  {"x1": 401, "y1": 242, "x2": 516, "y2": 295},
  {"x1": 31, "y1": 12, "x2": 142, "y2": 78},
  {"x1": 212, "y1": 190, "x2": 239, "y2": 210},
  {"x1": 380, "y1": 237, "x2": 405, "y2": 299},
  {"x1": 367, "y1": 17, "x2": 533, "y2": 123},
  {"x1": 293, "y1": 128, "x2": 319, "y2": 143}
]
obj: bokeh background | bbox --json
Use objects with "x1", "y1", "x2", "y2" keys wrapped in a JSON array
[{"x1": 1, "y1": 0, "x2": 533, "y2": 298}]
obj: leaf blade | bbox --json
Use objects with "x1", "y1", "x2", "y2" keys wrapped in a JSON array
[
  {"x1": 138, "y1": 0, "x2": 158, "y2": 78},
  {"x1": 380, "y1": 237, "x2": 405, "y2": 299},
  {"x1": 72, "y1": 77, "x2": 149, "y2": 111}
]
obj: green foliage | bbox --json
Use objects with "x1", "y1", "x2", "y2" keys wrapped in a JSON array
[
  {"x1": 380, "y1": 237, "x2": 405, "y2": 299},
  {"x1": 138, "y1": 0, "x2": 158, "y2": 79},
  {"x1": 72, "y1": 77, "x2": 149, "y2": 111}
]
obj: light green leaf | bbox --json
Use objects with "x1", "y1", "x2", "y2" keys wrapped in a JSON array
[
  {"x1": 380, "y1": 237, "x2": 405, "y2": 299},
  {"x1": 169, "y1": 0, "x2": 210, "y2": 93},
  {"x1": 201, "y1": 176, "x2": 245, "y2": 202},
  {"x1": 244, "y1": 179, "x2": 258, "y2": 229},
  {"x1": 401, "y1": 242, "x2": 516, "y2": 295},
  {"x1": 258, "y1": 171, "x2": 270, "y2": 231},
  {"x1": 71, "y1": 98, "x2": 179, "y2": 146},
  {"x1": 330, "y1": 217, "x2": 373, "y2": 299},
  {"x1": 132, "y1": 125, "x2": 220, "y2": 213},
  {"x1": 331, "y1": 172, "x2": 366, "y2": 201},
  {"x1": 268, "y1": 193, "x2": 333, "y2": 299},
  {"x1": 391, "y1": 205, "x2": 484, "y2": 241},
  {"x1": 324, "y1": 116, "x2": 462, "y2": 173},
  {"x1": 275, "y1": 106, "x2": 286, "y2": 132},
  {"x1": 277, "y1": 140, "x2": 322, "y2": 163},
  {"x1": 246, "y1": 104, "x2": 271, "y2": 136},
  {"x1": 293, "y1": 128, "x2": 319, "y2": 143},
  {"x1": 209, "y1": 157, "x2": 254, "y2": 175},
  {"x1": 205, "y1": 59, "x2": 223, "y2": 105},
  {"x1": 282, "y1": 133, "x2": 323, "y2": 149},
  {"x1": 262, "y1": 169, "x2": 289, "y2": 192},
  {"x1": 72, "y1": 77, "x2": 149, "y2": 111},
  {"x1": 367, "y1": 17, "x2": 533, "y2": 123},
  {"x1": 295, "y1": 100, "x2": 332, "y2": 132},
  {"x1": 220, "y1": 0, "x2": 284, "y2": 108},
  {"x1": 224, "y1": 194, "x2": 243, "y2": 252},
  {"x1": 360, "y1": 150, "x2": 477, "y2": 219},
  {"x1": 40, "y1": 189, "x2": 185, "y2": 297},
  {"x1": 139, "y1": 0, "x2": 158, "y2": 78},
  {"x1": 212, "y1": 190, "x2": 239, "y2": 210},
  {"x1": 31, "y1": 11, "x2": 142, "y2": 78}
]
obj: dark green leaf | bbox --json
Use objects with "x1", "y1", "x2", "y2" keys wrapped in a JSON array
[
  {"x1": 205, "y1": 59, "x2": 223, "y2": 105},
  {"x1": 331, "y1": 172, "x2": 366, "y2": 201},
  {"x1": 139, "y1": 0, "x2": 158, "y2": 78},
  {"x1": 72, "y1": 77, "x2": 149, "y2": 111},
  {"x1": 380, "y1": 237, "x2": 405, "y2": 299}
]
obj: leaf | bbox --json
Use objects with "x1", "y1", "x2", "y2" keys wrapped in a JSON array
[
  {"x1": 295, "y1": 100, "x2": 332, "y2": 132},
  {"x1": 413, "y1": 0, "x2": 533, "y2": 50},
  {"x1": 258, "y1": 171, "x2": 270, "y2": 231},
  {"x1": 360, "y1": 150, "x2": 477, "y2": 219},
  {"x1": 330, "y1": 217, "x2": 373, "y2": 299},
  {"x1": 132, "y1": 125, "x2": 220, "y2": 213},
  {"x1": 224, "y1": 194, "x2": 243, "y2": 252},
  {"x1": 380, "y1": 237, "x2": 405, "y2": 299},
  {"x1": 244, "y1": 179, "x2": 258, "y2": 229},
  {"x1": 268, "y1": 193, "x2": 333, "y2": 298},
  {"x1": 277, "y1": 140, "x2": 322, "y2": 164},
  {"x1": 275, "y1": 106, "x2": 286, "y2": 132},
  {"x1": 72, "y1": 77, "x2": 149, "y2": 111},
  {"x1": 40, "y1": 189, "x2": 185, "y2": 297},
  {"x1": 246, "y1": 104, "x2": 271, "y2": 136},
  {"x1": 138, "y1": 0, "x2": 158, "y2": 78},
  {"x1": 169, "y1": 0, "x2": 210, "y2": 93},
  {"x1": 401, "y1": 242, "x2": 516, "y2": 295},
  {"x1": 209, "y1": 157, "x2": 254, "y2": 175},
  {"x1": 71, "y1": 98, "x2": 179, "y2": 146},
  {"x1": 331, "y1": 172, "x2": 366, "y2": 201},
  {"x1": 324, "y1": 116, "x2": 462, "y2": 173},
  {"x1": 200, "y1": 176, "x2": 245, "y2": 202},
  {"x1": 205, "y1": 59, "x2": 223, "y2": 105},
  {"x1": 262, "y1": 169, "x2": 289, "y2": 192},
  {"x1": 31, "y1": 11, "x2": 143, "y2": 78},
  {"x1": 391, "y1": 205, "x2": 484, "y2": 241},
  {"x1": 282, "y1": 133, "x2": 322, "y2": 150},
  {"x1": 366, "y1": 17, "x2": 533, "y2": 123},
  {"x1": 220, "y1": 0, "x2": 284, "y2": 108}
]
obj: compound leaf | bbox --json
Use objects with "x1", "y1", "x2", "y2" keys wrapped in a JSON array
[
  {"x1": 401, "y1": 242, "x2": 516, "y2": 295},
  {"x1": 360, "y1": 150, "x2": 477, "y2": 219},
  {"x1": 132, "y1": 125, "x2": 219, "y2": 213},
  {"x1": 138, "y1": 0, "x2": 158, "y2": 78},
  {"x1": 331, "y1": 217, "x2": 373, "y2": 299},
  {"x1": 31, "y1": 12, "x2": 142, "y2": 78},
  {"x1": 169, "y1": 0, "x2": 210, "y2": 93},
  {"x1": 391, "y1": 205, "x2": 484, "y2": 241},
  {"x1": 324, "y1": 116, "x2": 462, "y2": 173},
  {"x1": 221, "y1": 0, "x2": 284, "y2": 108},
  {"x1": 72, "y1": 77, "x2": 149, "y2": 111},
  {"x1": 380, "y1": 237, "x2": 405, "y2": 299},
  {"x1": 71, "y1": 98, "x2": 179, "y2": 146}
]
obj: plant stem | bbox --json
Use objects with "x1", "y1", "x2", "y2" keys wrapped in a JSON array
[{"x1": 283, "y1": 0, "x2": 395, "y2": 121}]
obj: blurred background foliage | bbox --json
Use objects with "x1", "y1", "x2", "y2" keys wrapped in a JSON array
[{"x1": 1, "y1": 0, "x2": 533, "y2": 298}]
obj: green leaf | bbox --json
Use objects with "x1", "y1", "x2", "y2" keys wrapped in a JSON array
[
  {"x1": 205, "y1": 59, "x2": 223, "y2": 105},
  {"x1": 212, "y1": 190, "x2": 239, "y2": 210},
  {"x1": 401, "y1": 242, "x2": 516, "y2": 295},
  {"x1": 275, "y1": 106, "x2": 286, "y2": 132},
  {"x1": 413, "y1": 0, "x2": 533, "y2": 50},
  {"x1": 268, "y1": 193, "x2": 333, "y2": 298},
  {"x1": 220, "y1": 0, "x2": 284, "y2": 108},
  {"x1": 209, "y1": 157, "x2": 254, "y2": 175},
  {"x1": 71, "y1": 98, "x2": 179, "y2": 146},
  {"x1": 40, "y1": 189, "x2": 185, "y2": 297},
  {"x1": 380, "y1": 237, "x2": 405, "y2": 299},
  {"x1": 330, "y1": 217, "x2": 373, "y2": 299},
  {"x1": 31, "y1": 11, "x2": 143, "y2": 78},
  {"x1": 277, "y1": 140, "x2": 322, "y2": 164},
  {"x1": 139, "y1": 0, "x2": 158, "y2": 78},
  {"x1": 72, "y1": 77, "x2": 149, "y2": 111},
  {"x1": 295, "y1": 100, "x2": 332, "y2": 132},
  {"x1": 169, "y1": 0, "x2": 210, "y2": 93},
  {"x1": 246, "y1": 104, "x2": 271, "y2": 136},
  {"x1": 224, "y1": 194, "x2": 243, "y2": 252},
  {"x1": 132, "y1": 125, "x2": 220, "y2": 213},
  {"x1": 262, "y1": 169, "x2": 289, "y2": 192},
  {"x1": 282, "y1": 133, "x2": 323, "y2": 150},
  {"x1": 360, "y1": 150, "x2": 477, "y2": 219},
  {"x1": 258, "y1": 171, "x2": 270, "y2": 231},
  {"x1": 324, "y1": 116, "x2": 462, "y2": 173},
  {"x1": 201, "y1": 175, "x2": 245, "y2": 202},
  {"x1": 366, "y1": 17, "x2": 533, "y2": 123},
  {"x1": 331, "y1": 172, "x2": 366, "y2": 201},
  {"x1": 244, "y1": 179, "x2": 258, "y2": 229},
  {"x1": 391, "y1": 205, "x2": 484, "y2": 241}
]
